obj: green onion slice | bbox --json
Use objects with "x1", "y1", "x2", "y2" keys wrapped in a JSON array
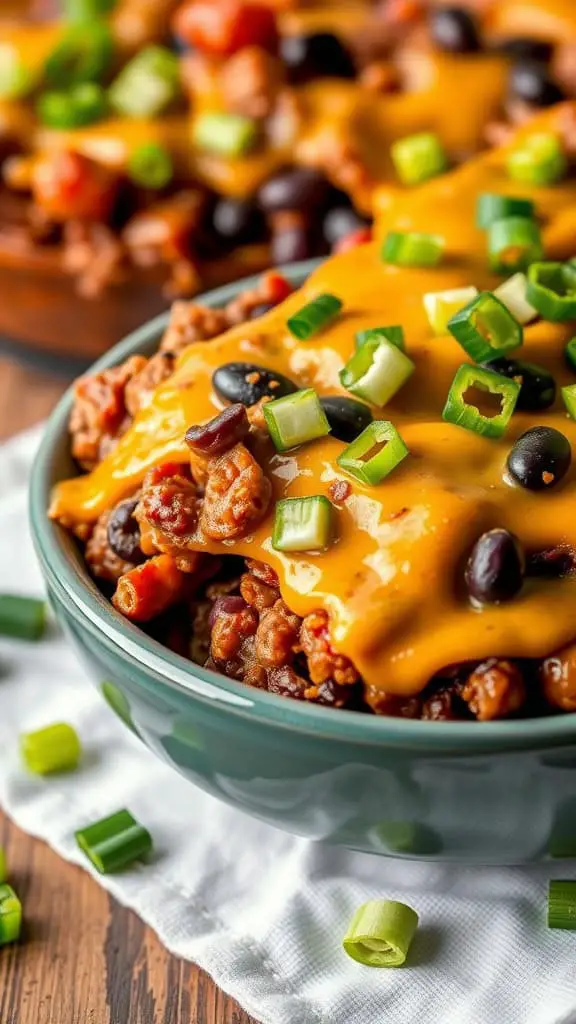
[
  {"x1": 45, "y1": 21, "x2": 113, "y2": 88},
  {"x1": 423, "y1": 286, "x2": 478, "y2": 335},
  {"x1": 0, "y1": 594, "x2": 47, "y2": 641},
  {"x1": 548, "y1": 880, "x2": 576, "y2": 930},
  {"x1": 355, "y1": 325, "x2": 405, "y2": 351},
  {"x1": 343, "y1": 899, "x2": 419, "y2": 967},
  {"x1": 442, "y1": 364, "x2": 520, "y2": 438},
  {"x1": 127, "y1": 143, "x2": 173, "y2": 189},
  {"x1": 0, "y1": 849, "x2": 6, "y2": 884},
  {"x1": 506, "y1": 133, "x2": 567, "y2": 187},
  {"x1": 526, "y1": 261, "x2": 576, "y2": 321},
  {"x1": 447, "y1": 291, "x2": 523, "y2": 363},
  {"x1": 21, "y1": 723, "x2": 81, "y2": 776},
  {"x1": 390, "y1": 131, "x2": 447, "y2": 186},
  {"x1": 0, "y1": 884, "x2": 22, "y2": 947},
  {"x1": 564, "y1": 336, "x2": 576, "y2": 373},
  {"x1": 381, "y1": 231, "x2": 444, "y2": 268},
  {"x1": 0, "y1": 44, "x2": 36, "y2": 99},
  {"x1": 272, "y1": 496, "x2": 333, "y2": 552},
  {"x1": 37, "y1": 82, "x2": 107, "y2": 128},
  {"x1": 109, "y1": 45, "x2": 180, "y2": 119},
  {"x1": 487, "y1": 216, "x2": 543, "y2": 273},
  {"x1": 476, "y1": 193, "x2": 535, "y2": 228},
  {"x1": 562, "y1": 384, "x2": 576, "y2": 420},
  {"x1": 75, "y1": 809, "x2": 153, "y2": 874},
  {"x1": 287, "y1": 293, "x2": 342, "y2": 341},
  {"x1": 337, "y1": 420, "x2": 409, "y2": 486},
  {"x1": 493, "y1": 272, "x2": 537, "y2": 325},
  {"x1": 193, "y1": 112, "x2": 259, "y2": 158},
  {"x1": 340, "y1": 338, "x2": 414, "y2": 407},
  {"x1": 263, "y1": 388, "x2": 330, "y2": 452}
]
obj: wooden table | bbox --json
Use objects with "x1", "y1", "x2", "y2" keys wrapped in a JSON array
[{"x1": 0, "y1": 356, "x2": 258, "y2": 1024}]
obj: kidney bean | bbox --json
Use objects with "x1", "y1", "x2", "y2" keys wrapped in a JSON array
[
  {"x1": 185, "y1": 403, "x2": 250, "y2": 457},
  {"x1": 107, "y1": 498, "x2": 145, "y2": 564},
  {"x1": 541, "y1": 644, "x2": 576, "y2": 712},
  {"x1": 245, "y1": 558, "x2": 279, "y2": 588},
  {"x1": 257, "y1": 167, "x2": 328, "y2": 214},
  {"x1": 465, "y1": 528, "x2": 525, "y2": 604},
  {"x1": 212, "y1": 362, "x2": 297, "y2": 406},
  {"x1": 209, "y1": 594, "x2": 249, "y2": 628}
]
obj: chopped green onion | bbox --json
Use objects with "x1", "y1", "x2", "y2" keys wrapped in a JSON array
[
  {"x1": 272, "y1": 496, "x2": 333, "y2": 552},
  {"x1": 447, "y1": 291, "x2": 523, "y2": 363},
  {"x1": 0, "y1": 885, "x2": 22, "y2": 947},
  {"x1": 336, "y1": 420, "x2": 409, "y2": 486},
  {"x1": 343, "y1": 899, "x2": 419, "y2": 967},
  {"x1": 127, "y1": 143, "x2": 173, "y2": 189},
  {"x1": 442, "y1": 363, "x2": 520, "y2": 438},
  {"x1": 355, "y1": 325, "x2": 405, "y2": 351},
  {"x1": 45, "y1": 21, "x2": 113, "y2": 88},
  {"x1": 37, "y1": 82, "x2": 107, "y2": 128},
  {"x1": 263, "y1": 388, "x2": 330, "y2": 452},
  {"x1": 562, "y1": 384, "x2": 576, "y2": 420},
  {"x1": 526, "y1": 261, "x2": 576, "y2": 321},
  {"x1": 507, "y1": 133, "x2": 567, "y2": 187},
  {"x1": 286, "y1": 293, "x2": 342, "y2": 340},
  {"x1": 21, "y1": 723, "x2": 81, "y2": 776},
  {"x1": 390, "y1": 131, "x2": 447, "y2": 186},
  {"x1": 548, "y1": 880, "x2": 576, "y2": 930},
  {"x1": 0, "y1": 594, "x2": 47, "y2": 641},
  {"x1": 340, "y1": 338, "x2": 414, "y2": 407},
  {"x1": 493, "y1": 272, "x2": 537, "y2": 325},
  {"x1": 381, "y1": 231, "x2": 444, "y2": 268},
  {"x1": 476, "y1": 193, "x2": 534, "y2": 228},
  {"x1": 0, "y1": 849, "x2": 6, "y2": 884},
  {"x1": 565, "y1": 337, "x2": 576, "y2": 373},
  {"x1": 109, "y1": 45, "x2": 180, "y2": 119},
  {"x1": 0, "y1": 44, "x2": 36, "y2": 99},
  {"x1": 63, "y1": 0, "x2": 117, "y2": 21},
  {"x1": 192, "y1": 112, "x2": 259, "y2": 158},
  {"x1": 423, "y1": 286, "x2": 478, "y2": 335},
  {"x1": 75, "y1": 809, "x2": 152, "y2": 874},
  {"x1": 487, "y1": 216, "x2": 543, "y2": 273}
]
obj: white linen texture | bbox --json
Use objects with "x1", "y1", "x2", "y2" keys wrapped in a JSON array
[{"x1": 1, "y1": 426, "x2": 575, "y2": 1024}]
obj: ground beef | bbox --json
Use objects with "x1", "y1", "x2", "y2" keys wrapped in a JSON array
[
  {"x1": 254, "y1": 599, "x2": 301, "y2": 668},
  {"x1": 137, "y1": 467, "x2": 200, "y2": 545},
  {"x1": 124, "y1": 351, "x2": 175, "y2": 417},
  {"x1": 199, "y1": 443, "x2": 272, "y2": 541},
  {"x1": 219, "y1": 46, "x2": 282, "y2": 119},
  {"x1": 461, "y1": 659, "x2": 527, "y2": 720},
  {"x1": 160, "y1": 300, "x2": 229, "y2": 356},
  {"x1": 69, "y1": 354, "x2": 147, "y2": 470},
  {"x1": 239, "y1": 571, "x2": 279, "y2": 611},
  {"x1": 299, "y1": 610, "x2": 360, "y2": 686}
]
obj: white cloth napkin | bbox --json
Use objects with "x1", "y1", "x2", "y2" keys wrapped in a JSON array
[{"x1": 1, "y1": 426, "x2": 576, "y2": 1024}]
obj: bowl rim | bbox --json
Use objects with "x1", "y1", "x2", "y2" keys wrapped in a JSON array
[{"x1": 29, "y1": 258, "x2": 576, "y2": 753}]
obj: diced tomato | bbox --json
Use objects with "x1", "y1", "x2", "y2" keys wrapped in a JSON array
[
  {"x1": 31, "y1": 150, "x2": 118, "y2": 223},
  {"x1": 333, "y1": 226, "x2": 372, "y2": 254},
  {"x1": 260, "y1": 270, "x2": 292, "y2": 304},
  {"x1": 173, "y1": 0, "x2": 278, "y2": 57}
]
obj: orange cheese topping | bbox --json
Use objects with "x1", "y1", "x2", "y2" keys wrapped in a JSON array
[{"x1": 50, "y1": 104, "x2": 576, "y2": 697}]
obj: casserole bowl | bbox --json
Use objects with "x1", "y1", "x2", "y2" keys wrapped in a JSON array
[{"x1": 30, "y1": 261, "x2": 576, "y2": 864}]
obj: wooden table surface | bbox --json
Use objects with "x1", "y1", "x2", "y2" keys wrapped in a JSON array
[{"x1": 0, "y1": 356, "x2": 259, "y2": 1024}]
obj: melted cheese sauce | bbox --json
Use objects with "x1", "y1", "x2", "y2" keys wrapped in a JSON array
[{"x1": 51, "y1": 105, "x2": 576, "y2": 696}]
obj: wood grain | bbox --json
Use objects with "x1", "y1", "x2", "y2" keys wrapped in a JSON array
[{"x1": 0, "y1": 361, "x2": 259, "y2": 1024}]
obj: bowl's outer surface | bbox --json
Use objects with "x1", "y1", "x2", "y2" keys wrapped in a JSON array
[{"x1": 30, "y1": 259, "x2": 576, "y2": 863}]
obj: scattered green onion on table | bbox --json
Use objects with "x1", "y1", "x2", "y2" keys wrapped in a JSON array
[
  {"x1": 0, "y1": 884, "x2": 22, "y2": 947},
  {"x1": 548, "y1": 881, "x2": 576, "y2": 931},
  {"x1": 0, "y1": 594, "x2": 47, "y2": 641},
  {"x1": 287, "y1": 293, "x2": 342, "y2": 340},
  {"x1": 263, "y1": 389, "x2": 330, "y2": 452},
  {"x1": 21, "y1": 723, "x2": 82, "y2": 776},
  {"x1": 442, "y1": 364, "x2": 520, "y2": 438},
  {"x1": 343, "y1": 900, "x2": 419, "y2": 967},
  {"x1": 75, "y1": 809, "x2": 153, "y2": 875}
]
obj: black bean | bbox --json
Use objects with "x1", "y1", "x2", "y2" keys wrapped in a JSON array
[
  {"x1": 257, "y1": 167, "x2": 328, "y2": 214},
  {"x1": 320, "y1": 395, "x2": 373, "y2": 443},
  {"x1": 481, "y1": 357, "x2": 556, "y2": 412},
  {"x1": 508, "y1": 61, "x2": 565, "y2": 107},
  {"x1": 107, "y1": 499, "x2": 146, "y2": 564},
  {"x1": 280, "y1": 32, "x2": 356, "y2": 84},
  {"x1": 527, "y1": 546, "x2": 576, "y2": 579},
  {"x1": 185, "y1": 403, "x2": 249, "y2": 455},
  {"x1": 494, "y1": 38, "x2": 553, "y2": 63},
  {"x1": 211, "y1": 197, "x2": 266, "y2": 247},
  {"x1": 465, "y1": 528, "x2": 525, "y2": 605},
  {"x1": 213, "y1": 362, "x2": 298, "y2": 406},
  {"x1": 429, "y1": 7, "x2": 480, "y2": 53},
  {"x1": 322, "y1": 206, "x2": 369, "y2": 247},
  {"x1": 271, "y1": 224, "x2": 314, "y2": 264},
  {"x1": 507, "y1": 426, "x2": 572, "y2": 491}
]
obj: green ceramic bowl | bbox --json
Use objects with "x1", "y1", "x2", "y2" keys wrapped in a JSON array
[{"x1": 30, "y1": 261, "x2": 576, "y2": 863}]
